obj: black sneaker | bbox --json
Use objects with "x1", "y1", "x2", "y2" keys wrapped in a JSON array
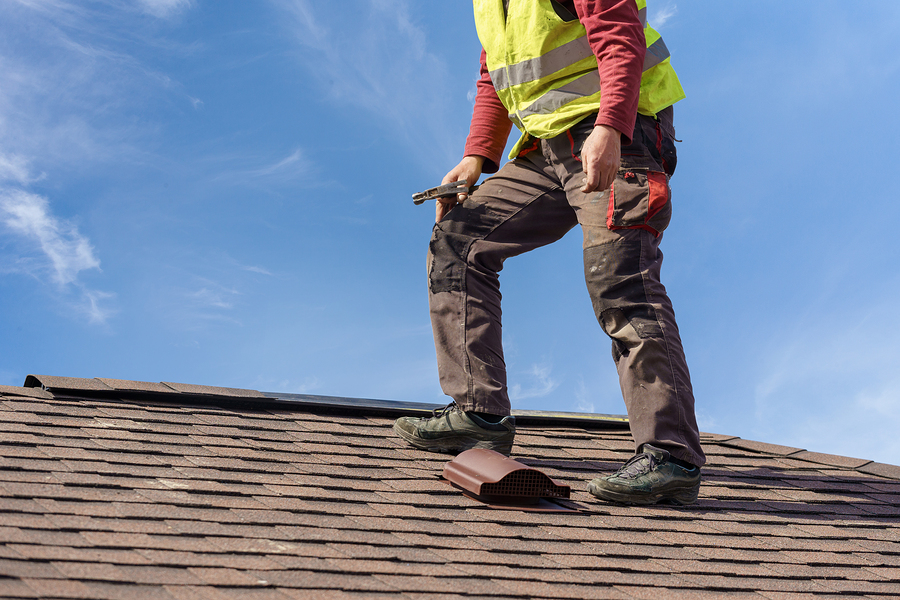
[
  {"x1": 392, "y1": 402, "x2": 515, "y2": 456},
  {"x1": 587, "y1": 444, "x2": 700, "y2": 505}
]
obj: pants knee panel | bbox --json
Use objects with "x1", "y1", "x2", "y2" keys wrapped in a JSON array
[
  {"x1": 429, "y1": 226, "x2": 471, "y2": 293},
  {"x1": 429, "y1": 201, "x2": 497, "y2": 294}
]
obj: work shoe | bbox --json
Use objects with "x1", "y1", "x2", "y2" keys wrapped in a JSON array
[
  {"x1": 392, "y1": 402, "x2": 515, "y2": 456},
  {"x1": 587, "y1": 444, "x2": 700, "y2": 505}
]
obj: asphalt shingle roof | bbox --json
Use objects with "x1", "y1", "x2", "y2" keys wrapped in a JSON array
[{"x1": 1, "y1": 375, "x2": 899, "y2": 599}]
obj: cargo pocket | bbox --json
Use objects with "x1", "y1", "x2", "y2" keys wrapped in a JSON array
[{"x1": 605, "y1": 168, "x2": 672, "y2": 237}]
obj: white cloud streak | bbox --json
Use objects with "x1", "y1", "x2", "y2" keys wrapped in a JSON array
[
  {"x1": 136, "y1": 0, "x2": 193, "y2": 18},
  {"x1": 0, "y1": 190, "x2": 100, "y2": 286},
  {"x1": 650, "y1": 3, "x2": 677, "y2": 29},
  {"x1": 510, "y1": 363, "x2": 560, "y2": 402},
  {"x1": 0, "y1": 154, "x2": 38, "y2": 185},
  {"x1": 187, "y1": 285, "x2": 240, "y2": 311},
  {"x1": 749, "y1": 296, "x2": 900, "y2": 464},
  {"x1": 274, "y1": 0, "x2": 461, "y2": 167},
  {"x1": 0, "y1": 188, "x2": 114, "y2": 323},
  {"x1": 247, "y1": 149, "x2": 311, "y2": 180}
]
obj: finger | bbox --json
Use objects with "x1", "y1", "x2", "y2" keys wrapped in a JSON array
[{"x1": 598, "y1": 171, "x2": 614, "y2": 193}]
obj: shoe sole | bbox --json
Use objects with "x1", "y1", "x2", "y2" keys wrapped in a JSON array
[
  {"x1": 587, "y1": 480, "x2": 699, "y2": 506},
  {"x1": 392, "y1": 422, "x2": 513, "y2": 456}
]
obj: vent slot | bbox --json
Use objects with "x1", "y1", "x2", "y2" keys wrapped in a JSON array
[
  {"x1": 481, "y1": 469, "x2": 568, "y2": 499},
  {"x1": 443, "y1": 448, "x2": 570, "y2": 505}
]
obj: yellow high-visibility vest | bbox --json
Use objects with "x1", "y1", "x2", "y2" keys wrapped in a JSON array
[{"x1": 474, "y1": 0, "x2": 685, "y2": 157}]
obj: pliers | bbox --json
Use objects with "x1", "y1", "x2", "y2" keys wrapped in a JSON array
[{"x1": 412, "y1": 180, "x2": 479, "y2": 205}]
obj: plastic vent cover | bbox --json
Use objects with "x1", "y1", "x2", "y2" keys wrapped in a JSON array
[{"x1": 443, "y1": 448, "x2": 570, "y2": 504}]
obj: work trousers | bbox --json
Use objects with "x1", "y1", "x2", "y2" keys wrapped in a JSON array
[{"x1": 427, "y1": 111, "x2": 705, "y2": 467}]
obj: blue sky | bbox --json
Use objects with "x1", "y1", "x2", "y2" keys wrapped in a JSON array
[{"x1": 2, "y1": 1, "x2": 899, "y2": 467}]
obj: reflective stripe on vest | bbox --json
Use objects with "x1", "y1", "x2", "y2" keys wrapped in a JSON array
[
  {"x1": 489, "y1": 32, "x2": 672, "y2": 95},
  {"x1": 474, "y1": 0, "x2": 685, "y2": 155}
]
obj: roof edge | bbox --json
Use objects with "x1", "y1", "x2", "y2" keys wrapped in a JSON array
[{"x1": 18, "y1": 374, "x2": 630, "y2": 429}]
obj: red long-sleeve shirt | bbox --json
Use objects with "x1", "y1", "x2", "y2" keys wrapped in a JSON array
[{"x1": 464, "y1": 0, "x2": 646, "y2": 173}]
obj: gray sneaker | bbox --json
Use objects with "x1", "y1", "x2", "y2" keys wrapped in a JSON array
[
  {"x1": 587, "y1": 444, "x2": 700, "y2": 505},
  {"x1": 392, "y1": 402, "x2": 515, "y2": 456}
]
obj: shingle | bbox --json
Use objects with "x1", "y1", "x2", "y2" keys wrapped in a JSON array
[
  {"x1": 617, "y1": 587, "x2": 767, "y2": 600},
  {"x1": 752, "y1": 535, "x2": 872, "y2": 553},
  {"x1": 23, "y1": 375, "x2": 114, "y2": 393},
  {"x1": 21, "y1": 577, "x2": 96, "y2": 599},
  {"x1": 391, "y1": 531, "x2": 486, "y2": 551},
  {"x1": 0, "y1": 385, "x2": 54, "y2": 399},
  {"x1": 160, "y1": 382, "x2": 265, "y2": 399},
  {"x1": 78, "y1": 531, "x2": 220, "y2": 553},
  {"x1": 755, "y1": 593, "x2": 849, "y2": 600},
  {"x1": 763, "y1": 563, "x2": 888, "y2": 580},
  {"x1": 854, "y1": 538, "x2": 900, "y2": 553},
  {"x1": 0, "y1": 577, "x2": 40, "y2": 599},
  {"x1": 813, "y1": 578, "x2": 900, "y2": 594},
  {"x1": 862, "y1": 565, "x2": 900, "y2": 580},
  {"x1": 140, "y1": 550, "x2": 282, "y2": 570},
  {"x1": 186, "y1": 567, "x2": 268, "y2": 586},
  {"x1": 858, "y1": 461, "x2": 900, "y2": 480},
  {"x1": 249, "y1": 569, "x2": 398, "y2": 592},
  {"x1": 9, "y1": 544, "x2": 152, "y2": 565},
  {"x1": 81, "y1": 581, "x2": 183, "y2": 600},
  {"x1": 0, "y1": 527, "x2": 94, "y2": 548},
  {"x1": 43, "y1": 514, "x2": 175, "y2": 536},
  {"x1": 490, "y1": 576, "x2": 633, "y2": 599},
  {"x1": 322, "y1": 558, "x2": 468, "y2": 577},
  {"x1": 370, "y1": 574, "x2": 500, "y2": 595},
  {"x1": 0, "y1": 512, "x2": 59, "y2": 530},
  {"x1": 206, "y1": 537, "x2": 341, "y2": 557},
  {"x1": 0, "y1": 558, "x2": 67, "y2": 579},
  {"x1": 547, "y1": 553, "x2": 653, "y2": 571},
  {"x1": 648, "y1": 558, "x2": 781, "y2": 578}
]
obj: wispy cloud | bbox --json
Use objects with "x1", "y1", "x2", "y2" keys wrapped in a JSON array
[
  {"x1": 242, "y1": 265, "x2": 274, "y2": 276},
  {"x1": 650, "y1": 3, "x2": 677, "y2": 29},
  {"x1": 137, "y1": 0, "x2": 193, "y2": 18},
  {"x1": 0, "y1": 188, "x2": 114, "y2": 323},
  {"x1": 749, "y1": 295, "x2": 900, "y2": 463},
  {"x1": 254, "y1": 375, "x2": 321, "y2": 395},
  {"x1": 274, "y1": 0, "x2": 461, "y2": 167},
  {"x1": 0, "y1": 153, "x2": 39, "y2": 185},
  {"x1": 247, "y1": 149, "x2": 311, "y2": 180},
  {"x1": 573, "y1": 378, "x2": 596, "y2": 414},
  {"x1": 158, "y1": 274, "x2": 245, "y2": 329},
  {"x1": 0, "y1": 190, "x2": 99, "y2": 286},
  {"x1": 510, "y1": 363, "x2": 560, "y2": 403},
  {"x1": 81, "y1": 288, "x2": 116, "y2": 325},
  {"x1": 210, "y1": 148, "x2": 317, "y2": 188},
  {"x1": 187, "y1": 285, "x2": 240, "y2": 311}
]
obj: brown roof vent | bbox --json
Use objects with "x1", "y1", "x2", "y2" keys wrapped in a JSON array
[{"x1": 443, "y1": 448, "x2": 570, "y2": 505}]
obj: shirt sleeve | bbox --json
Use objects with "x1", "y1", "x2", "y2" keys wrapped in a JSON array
[
  {"x1": 462, "y1": 49, "x2": 512, "y2": 174},
  {"x1": 574, "y1": 0, "x2": 645, "y2": 140}
]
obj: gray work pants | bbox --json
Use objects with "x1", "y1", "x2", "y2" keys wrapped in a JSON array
[{"x1": 427, "y1": 111, "x2": 705, "y2": 467}]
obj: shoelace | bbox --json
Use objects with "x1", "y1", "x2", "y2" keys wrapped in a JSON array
[
  {"x1": 429, "y1": 401, "x2": 459, "y2": 420},
  {"x1": 614, "y1": 450, "x2": 662, "y2": 480}
]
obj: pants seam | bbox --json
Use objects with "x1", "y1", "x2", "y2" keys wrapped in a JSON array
[
  {"x1": 460, "y1": 183, "x2": 564, "y2": 411},
  {"x1": 639, "y1": 233, "x2": 693, "y2": 463}
]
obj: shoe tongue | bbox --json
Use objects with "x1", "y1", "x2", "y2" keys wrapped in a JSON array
[{"x1": 641, "y1": 444, "x2": 670, "y2": 462}]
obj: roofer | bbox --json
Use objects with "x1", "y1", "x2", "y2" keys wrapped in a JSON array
[{"x1": 393, "y1": 0, "x2": 706, "y2": 506}]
